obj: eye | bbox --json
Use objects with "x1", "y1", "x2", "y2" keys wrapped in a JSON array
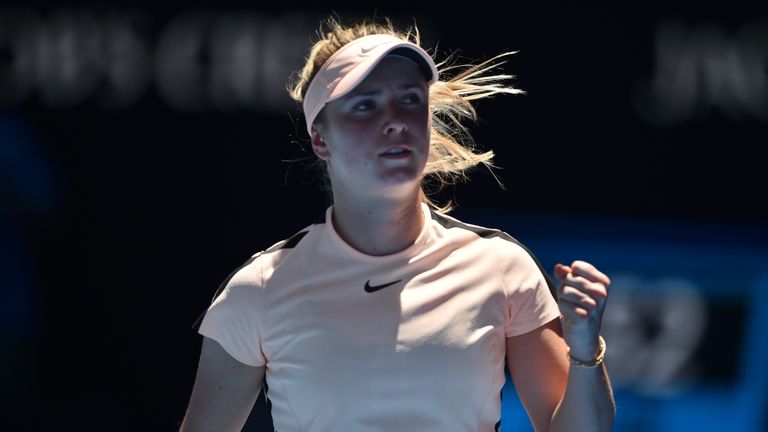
[
  {"x1": 352, "y1": 99, "x2": 375, "y2": 111},
  {"x1": 402, "y1": 92, "x2": 424, "y2": 105}
]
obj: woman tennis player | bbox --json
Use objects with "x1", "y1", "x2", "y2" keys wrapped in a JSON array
[{"x1": 180, "y1": 17, "x2": 615, "y2": 432}]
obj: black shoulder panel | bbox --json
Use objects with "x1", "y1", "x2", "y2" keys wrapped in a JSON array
[
  {"x1": 191, "y1": 252, "x2": 262, "y2": 331},
  {"x1": 264, "y1": 230, "x2": 309, "y2": 254},
  {"x1": 431, "y1": 210, "x2": 558, "y2": 300},
  {"x1": 192, "y1": 228, "x2": 310, "y2": 331}
]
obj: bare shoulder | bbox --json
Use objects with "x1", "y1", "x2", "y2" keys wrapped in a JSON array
[{"x1": 180, "y1": 337, "x2": 266, "y2": 432}]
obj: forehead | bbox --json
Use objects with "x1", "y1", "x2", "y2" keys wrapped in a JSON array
[{"x1": 346, "y1": 56, "x2": 428, "y2": 96}]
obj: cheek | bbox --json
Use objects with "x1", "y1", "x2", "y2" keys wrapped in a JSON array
[
  {"x1": 410, "y1": 105, "x2": 430, "y2": 129},
  {"x1": 327, "y1": 136, "x2": 372, "y2": 172},
  {"x1": 411, "y1": 109, "x2": 431, "y2": 148},
  {"x1": 339, "y1": 147, "x2": 368, "y2": 165}
]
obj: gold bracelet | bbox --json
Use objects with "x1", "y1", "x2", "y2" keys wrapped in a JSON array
[{"x1": 567, "y1": 336, "x2": 606, "y2": 368}]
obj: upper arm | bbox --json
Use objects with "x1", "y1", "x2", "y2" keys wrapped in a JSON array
[
  {"x1": 180, "y1": 336, "x2": 266, "y2": 432},
  {"x1": 505, "y1": 318, "x2": 569, "y2": 432}
]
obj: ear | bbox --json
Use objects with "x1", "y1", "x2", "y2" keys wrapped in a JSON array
[{"x1": 310, "y1": 124, "x2": 331, "y2": 161}]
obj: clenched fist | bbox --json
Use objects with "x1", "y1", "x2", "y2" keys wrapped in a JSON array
[{"x1": 554, "y1": 260, "x2": 610, "y2": 362}]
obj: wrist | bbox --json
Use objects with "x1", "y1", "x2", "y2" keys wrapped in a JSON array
[{"x1": 567, "y1": 335, "x2": 606, "y2": 368}]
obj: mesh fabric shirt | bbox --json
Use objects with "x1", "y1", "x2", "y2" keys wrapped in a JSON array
[{"x1": 194, "y1": 203, "x2": 561, "y2": 431}]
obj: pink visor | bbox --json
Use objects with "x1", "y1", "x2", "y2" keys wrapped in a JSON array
[{"x1": 302, "y1": 34, "x2": 438, "y2": 136}]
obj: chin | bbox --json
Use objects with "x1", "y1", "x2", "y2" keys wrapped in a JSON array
[{"x1": 383, "y1": 166, "x2": 423, "y2": 184}]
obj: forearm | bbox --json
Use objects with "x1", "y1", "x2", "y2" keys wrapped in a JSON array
[{"x1": 548, "y1": 363, "x2": 615, "y2": 432}]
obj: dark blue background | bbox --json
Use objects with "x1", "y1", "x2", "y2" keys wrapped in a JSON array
[{"x1": 1, "y1": 1, "x2": 767, "y2": 430}]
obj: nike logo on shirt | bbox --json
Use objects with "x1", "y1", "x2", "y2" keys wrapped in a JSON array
[{"x1": 364, "y1": 279, "x2": 402, "y2": 293}]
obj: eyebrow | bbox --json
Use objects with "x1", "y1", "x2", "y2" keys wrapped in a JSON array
[{"x1": 349, "y1": 83, "x2": 425, "y2": 97}]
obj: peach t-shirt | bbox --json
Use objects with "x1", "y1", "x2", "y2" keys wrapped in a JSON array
[{"x1": 195, "y1": 203, "x2": 560, "y2": 431}]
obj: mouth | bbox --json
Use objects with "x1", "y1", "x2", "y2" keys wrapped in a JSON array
[{"x1": 379, "y1": 145, "x2": 413, "y2": 157}]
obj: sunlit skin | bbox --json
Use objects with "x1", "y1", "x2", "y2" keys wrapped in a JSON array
[
  {"x1": 555, "y1": 262, "x2": 610, "y2": 361},
  {"x1": 311, "y1": 56, "x2": 431, "y2": 201},
  {"x1": 308, "y1": 56, "x2": 431, "y2": 256}
]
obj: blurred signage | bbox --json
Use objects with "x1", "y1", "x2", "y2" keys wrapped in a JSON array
[
  {"x1": 0, "y1": 7, "x2": 314, "y2": 110},
  {"x1": 635, "y1": 20, "x2": 768, "y2": 125}
]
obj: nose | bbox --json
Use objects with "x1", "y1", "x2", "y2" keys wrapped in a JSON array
[
  {"x1": 382, "y1": 105, "x2": 408, "y2": 135},
  {"x1": 383, "y1": 120, "x2": 407, "y2": 135}
]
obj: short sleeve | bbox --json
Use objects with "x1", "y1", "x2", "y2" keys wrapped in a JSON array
[
  {"x1": 500, "y1": 242, "x2": 561, "y2": 338},
  {"x1": 197, "y1": 256, "x2": 266, "y2": 367}
]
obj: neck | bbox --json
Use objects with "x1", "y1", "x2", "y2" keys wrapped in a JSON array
[{"x1": 330, "y1": 189, "x2": 425, "y2": 256}]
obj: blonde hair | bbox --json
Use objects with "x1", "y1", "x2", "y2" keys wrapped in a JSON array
[{"x1": 288, "y1": 17, "x2": 523, "y2": 213}]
